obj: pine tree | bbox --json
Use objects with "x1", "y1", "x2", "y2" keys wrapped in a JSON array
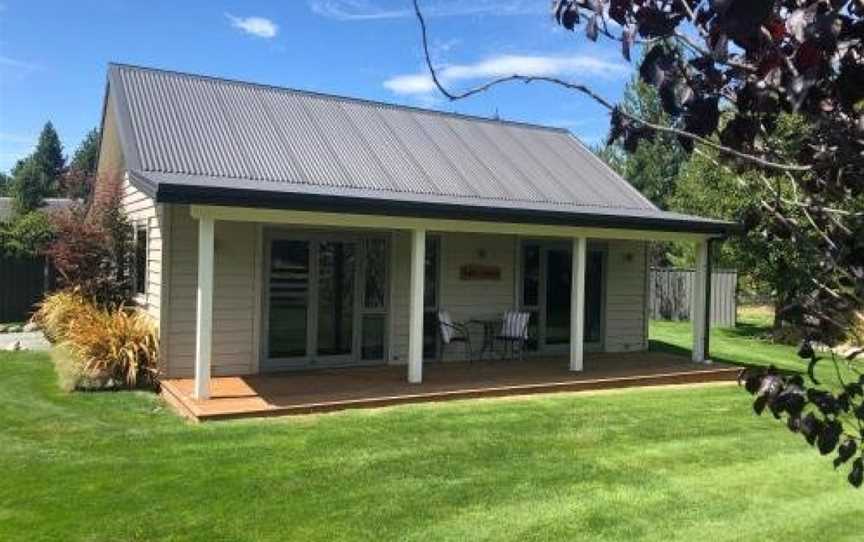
[
  {"x1": 70, "y1": 128, "x2": 99, "y2": 177},
  {"x1": 64, "y1": 128, "x2": 100, "y2": 199},
  {"x1": 32, "y1": 121, "x2": 65, "y2": 192}
]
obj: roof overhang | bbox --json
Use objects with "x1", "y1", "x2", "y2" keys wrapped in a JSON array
[{"x1": 129, "y1": 171, "x2": 740, "y2": 238}]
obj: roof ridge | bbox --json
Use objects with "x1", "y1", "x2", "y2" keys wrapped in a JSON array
[{"x1": 107, "y1": 62, "x2": 571, "y2": 134}]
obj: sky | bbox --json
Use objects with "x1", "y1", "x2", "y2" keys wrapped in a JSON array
[{"x1": 0, "y1": 0, "x2": 635, "y2": 173}]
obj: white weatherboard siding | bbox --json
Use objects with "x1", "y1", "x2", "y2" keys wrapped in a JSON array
[
  {"x1": 388, "y1": 232, "x2": 516, "y2": 364},
  {"x1": 604, "y1": 240, "x2": 649, "y2": 352},
  {"x1": 121, "y1": 179, "x2": 163, "y2": 323},
  {"x1": 164, "y1": 205, "x2": 259, "y2": 378},
  {"x1": 156, "y1": 208, "x2": 649, "y2": 376}
]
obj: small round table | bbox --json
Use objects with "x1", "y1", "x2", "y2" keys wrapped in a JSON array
[{"x1": 466, "y1": 318, "x2": 501, "y2": 360}]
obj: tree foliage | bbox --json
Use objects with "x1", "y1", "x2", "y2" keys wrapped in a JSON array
[
  {"x1": 45, "y1": 175, "x2": 132, "y2": 308},
  {"x1": 9, "y1": 157, "x2": 50, "y2": 216},
  {"x1": 32, "y1": 121, "x2": 65, "y2": 191},
  {"x1": 610, "y1": 75, "x2": 688, "y2": 210},
  {"x1": 0, "y1": 210, "x2": 54, "y2": 258},
  {"x1": 63, "y1": 128, "x2": 100, "y2": 200}
]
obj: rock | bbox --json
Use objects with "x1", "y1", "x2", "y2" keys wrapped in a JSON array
[
  {"x1": 0, "y1": 325, "x2": 7, "y2": 334},
  {"x1": 6, "y1": 325, "x2": 22, "y2": 333},
  {"x1": 3, "y1": 340, "x2": 22, "y2": 351},
  {"x1": 22, "y1": 322, "x2": 40, "y2": 332}
]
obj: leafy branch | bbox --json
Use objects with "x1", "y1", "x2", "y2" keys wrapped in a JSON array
[{"x1": 412, "y1": 0, "x2": 809, "y2": 172}]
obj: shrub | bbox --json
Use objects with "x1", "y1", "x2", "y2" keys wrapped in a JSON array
[
  {"x1": 62, "y1": 304, "x2": 159, "y2": 389},
  {"x1": 45, "y1": 174, "x2": 132, "y2": 309},
  {"x1": 35, "y1": 290, "x2": 159, "y2": 390},
  {"x1": 0, "y1": 210, "x2": 54, "y2": 258},
  {"x1": 33, "y1": 289, "x2": 90, "y2": 343}
]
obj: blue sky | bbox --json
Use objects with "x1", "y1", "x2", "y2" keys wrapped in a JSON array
[{"x1": 0, "y1": 0, "x2": 634, "y2": 173}]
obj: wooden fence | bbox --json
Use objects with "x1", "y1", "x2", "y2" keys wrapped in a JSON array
[
  {"x1": 0, "y1": 255, "x2": 54, "y2": 322},
  {"x1": 648, "y1": 268, "x2": 738, "y2": 328}
]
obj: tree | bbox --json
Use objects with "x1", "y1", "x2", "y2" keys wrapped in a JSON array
[
  {"x1": 0, "y1": 211, "x2": 54, "y2": 258},
  {"x1": 614, "y1": 75, "x2": 687, "y2": 210},
  {"x1": 596, "y1": 71, "x2": 689, "y2": 266},
  {"x1": 413, "y1": 0, "x2": 864, "y2": 485},
  {"x1": 32, "y1": 121, "x2": 65, "y2": 192},
  {"x1": 63, "y1": 128, "x2": 99, "y2": 200},
  {"x1": 0, "y1": 172, "x2": 10, "y2": 196},
  {"x1": 45, "y1": 174, "x2": 132, "y2": 308},
  {"x1": 9, "y1": 157, "x2": 50, "y2": 215},
  {"x1": 669, "y1": 117, "x2": 822, "y2": 331}
]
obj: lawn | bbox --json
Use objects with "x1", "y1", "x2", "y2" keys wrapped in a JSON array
[
  {"x1": 650, "y1": 307, "x2": 852, "y2": 384},
  {"x1": 0, "y1": 319, "x2": 860, "y2": 541}
]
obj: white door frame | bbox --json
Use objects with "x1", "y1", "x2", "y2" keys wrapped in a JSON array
[
  {"x1": 261, "y1": 229, "x2": 390, "y2": 371},
  {"x1": 519, "y1": 239, "x2": 607, "y2": 354}
]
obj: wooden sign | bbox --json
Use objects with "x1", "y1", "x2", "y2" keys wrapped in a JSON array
[{"x1": 459, "y1": 264, "x2": 501, "y2": 281}]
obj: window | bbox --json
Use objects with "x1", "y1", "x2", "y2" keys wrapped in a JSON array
[{"x1": 134, "y1": 224, "x2": 147, "y2": 295}]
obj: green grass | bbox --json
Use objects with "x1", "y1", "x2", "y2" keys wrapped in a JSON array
[
  {"x1": 649, "y1": 310, "x2": 852, "y2": 385},
  {"x1": 1, "y1": 343, "x2": 861, "y2": 541}
]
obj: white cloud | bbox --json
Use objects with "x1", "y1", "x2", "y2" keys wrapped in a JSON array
[
  {"x1": 384, "y1": 54, "x2": 628, "y2": 95},
  {"x1": 225, "y1": 14, "x2": 278, "y2": 38},
  {"x1": 0, "y1": 55, "x2": 42, "y2": 77},
  {"x1": 309, "y1": 0, "x2": 542, "y2": 21}
]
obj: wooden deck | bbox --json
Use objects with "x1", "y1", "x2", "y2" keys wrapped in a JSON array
[{"x1": 160, "y1": 352, "x2": 739, "y2": 421}]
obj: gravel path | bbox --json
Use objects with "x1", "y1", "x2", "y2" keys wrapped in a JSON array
[{"x1": 1, "y1": 332, "x2": 51, "y2": 351}]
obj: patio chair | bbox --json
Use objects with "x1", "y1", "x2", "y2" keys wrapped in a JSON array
[
  {"x1": 438, "y1": 310, "x2": 473, "y2": 362},
  {"x1": 495, "y1": 311, "x2": 530, "y2": 360}
]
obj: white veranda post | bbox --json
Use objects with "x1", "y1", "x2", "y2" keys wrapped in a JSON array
[
  {"x1": 692, "y1": 240, "x2": 709, "y2": 363},
  {"x1": 194, "y1": 216, "x2": 215, "y2": 399},
  {"x1": 408, "y1": 228, "x2": 426, "y2": 384},
  {"x1": 570, "y1": 237, "x2": 587, "y2": 371}
]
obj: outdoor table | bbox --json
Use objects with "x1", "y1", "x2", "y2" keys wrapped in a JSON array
[{"x1": 466, "y1": 318, "x2": 502, "y2": 360}]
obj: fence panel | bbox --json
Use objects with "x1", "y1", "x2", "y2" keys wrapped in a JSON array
[
  {"x1": 0, "y1": 255, "x2": 52, "y2": 322},
  {"x1": 649, "y1": 268, "x2": 737, "y2": 328}
]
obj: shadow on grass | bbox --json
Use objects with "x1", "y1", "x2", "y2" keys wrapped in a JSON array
[
  {"x1": 648, "y1": 339, "x2": 803, "y2": 374},
  {"x1": 722, "y1": 322, "x2": 773, "y2": 341}
]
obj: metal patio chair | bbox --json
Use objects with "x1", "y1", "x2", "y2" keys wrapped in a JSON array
[
  {"x1": 438, "y1": 310, "x2": 474, "y2": 362},
  {"x1": 495, "y1": 311, "x2": 530, "y2": 360}
]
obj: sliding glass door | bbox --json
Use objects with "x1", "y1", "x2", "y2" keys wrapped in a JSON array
[
  {"x1": 264, "y1": 233, "x2": 388, "y2": 371},
  {"x1": 520, "y1": 241, "x2": 605, "y2": 353}
]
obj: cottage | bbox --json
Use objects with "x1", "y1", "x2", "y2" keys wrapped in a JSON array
[{"x1": 96, "y1": 64, "x2": 737, "y2": 415}]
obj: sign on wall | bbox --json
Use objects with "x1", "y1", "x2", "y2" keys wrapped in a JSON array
[{"x1": 459, "y1": 264, "x2": 501, "y2": 281}]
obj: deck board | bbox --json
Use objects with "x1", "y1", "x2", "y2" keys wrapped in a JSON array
[{"x1": 160, "y1": 352, "x2": 740, "y2": 421}]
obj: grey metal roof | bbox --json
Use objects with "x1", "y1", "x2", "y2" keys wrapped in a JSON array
[{"x1": 106, "y1": 63, "x2": 736, "y2": 234}]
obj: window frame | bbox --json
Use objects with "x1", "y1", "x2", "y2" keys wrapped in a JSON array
[{"x1": 133, "y1": 221, "x2": 148, "y2": 301}]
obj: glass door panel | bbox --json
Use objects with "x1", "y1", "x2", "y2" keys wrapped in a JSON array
[
  {"x1": 268, "y1": 240, "x2": 310, "y2": 358},
  {"x1": 317, "y1": 241, "x2": 356, "y2": 357},
  {"x1": 585, "y1": 251, "x2": 604, "y2": 343},
  {"x1": 521, "y1": 242, "x2": 606, "y2": 352},
  {"x1": 423, "y1": 237, "x2": 439, "y2": 360},
  {"x1": 545, "y1": 248, "x2": 572, "y2": 346}
]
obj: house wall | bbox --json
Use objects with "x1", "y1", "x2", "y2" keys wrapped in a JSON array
[
  {"x1": 604, "y1": 240, "x2": 649, "y2": 352},
  {"x1": 389, "y1": 232, "x2": 517, "y2": 363},
  {"x1": 162, "y1": 205, "x2": 260, "y2": 378},
  {"x1": 156, "y1": 209, "x2": 649, "y2": 377},
  {"x1": 121, "y1": 179, "x2": 164, "y2": 324},
  {"x1": 389, "y1": 234, "x2": 648, "y2": 363}
]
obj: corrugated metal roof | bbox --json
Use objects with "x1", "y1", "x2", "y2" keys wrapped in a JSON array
[{"x1": 106, "y1": 63, "x2": 736, "y2": 234}]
